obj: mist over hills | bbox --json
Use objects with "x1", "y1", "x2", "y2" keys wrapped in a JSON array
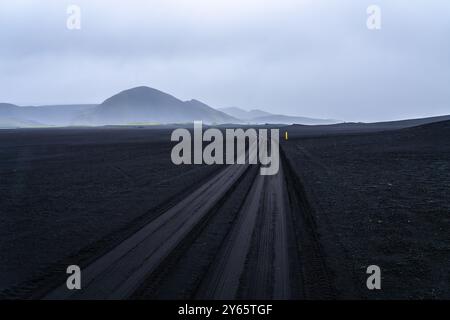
[
  {"x1": 0, "y1": 86, "x2": 338, "y2": 127},
  {"x1": 218, "y1": 106, "x2": 337, "y2": 125},
  {"x1": 1, "y1": 86, "x2": 447, "y2": 129},
  {"x1": 77, "y1": 86, "x2": 238, "y2": 125},
  {"x1": 0, "y1": 103, "x2": 96, "y2": 128},
  {"x1": 218, "y1": 107, "x2": 272, "y2": 120}
]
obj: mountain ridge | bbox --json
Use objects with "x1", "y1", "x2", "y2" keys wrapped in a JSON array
[
  {"x1": 83, "y1": 86, "x2": 237, "y2": 125},
  {"x1": 2, "y1": 86, "x2": 447, "y2": 128},
  {"x1": 218, "y1": 106, "x2": 338, "y2": 125}
]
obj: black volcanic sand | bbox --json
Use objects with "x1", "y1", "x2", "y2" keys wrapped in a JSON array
[
  {"x1": 0, "y1": 127, "x2": 220, "y2": 294},
  {"x1": 1, "y1": 122, "x2": 449, "y2": 299},
  {"x1": 282, "y1": 121, "x2": 450, "y2": 299}
]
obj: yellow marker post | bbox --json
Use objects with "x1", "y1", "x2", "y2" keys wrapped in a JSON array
[{"x1": 285, "y1": 131, "x2": 288, "y2": 140}]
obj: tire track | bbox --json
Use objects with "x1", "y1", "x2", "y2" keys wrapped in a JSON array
[
  {"x1": 43, "y1": 161, "x2": 250, "y2": 299},
  {"x1": 196, "y1": 143, "x2": 295, "y2": 300},
  {"x1": 132, "y1": 165, "x2": 260, "y2": 299},
  {"x1": 42, "y1": 140, "x2": 335, "y2": 300},
  {"x1": 280, "y1": 147, "x2": 336, "y2": 299},
  {"x1": 195, "y1": 173, "x2": 266, "y2": 299},
  {"x1": 272, "y1": 163, "x2": 292, "y2": 299}
]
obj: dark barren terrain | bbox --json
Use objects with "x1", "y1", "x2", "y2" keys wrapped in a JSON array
[
  {"x1": 0, "y1": 127, "x2": 220, "y2": 297},
  {"x1": 283, "y1": 120, "x2": 450, "y2": 299},
  {"x1": 0, "y1": 120, "x2": 449, "y2": 299}
]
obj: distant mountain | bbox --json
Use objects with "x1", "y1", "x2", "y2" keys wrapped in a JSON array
[
  {"x1": 0, "y1": 87, "x2": 239, "y2": 127},
  {"x1": 219, "y1": 106, "x2": 338, "y2": 125},
  {"x1": 1, "y1": 86, "x2": 449, "y2": 128},
  {"x1": 1, "y1": 87, "x2": 337, "y2": 127},
  {"x1": 0, "y1": 103, "x2": 95, "y2": 128},
  {"x1": 287, "y1": 115, "x2": 450, "y2": 137},
  {"x1": 218, "y1": 107, "x2": 271, "y2": 120},
  {"x1": 250, "y1": 114, "x2": 338, "y2": 125},
  {"x1": 80, "y1": 86, "x2": 238, "y2": 125},
  {"x1": 0, "y1": 103, "x2": 46, "y2": 128}
]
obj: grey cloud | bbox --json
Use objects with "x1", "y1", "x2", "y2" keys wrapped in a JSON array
[{"x1": 0, "y1": 0, "x2": 449, "y2": 121}]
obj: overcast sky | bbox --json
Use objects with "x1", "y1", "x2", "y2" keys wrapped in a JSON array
[{"x1": 0, "y1": 0, "x2": 449, "y2": 121}]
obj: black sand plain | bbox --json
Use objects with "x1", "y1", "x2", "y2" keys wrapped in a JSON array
[
  {"x1": 283, "y1": 120, "x2": 450, "y2": 299},
  {"x1": 0, "y1": 121, "x2": 449, "y2": 299}
]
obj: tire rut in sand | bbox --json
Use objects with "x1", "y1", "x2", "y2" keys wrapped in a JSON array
[
  {"x1": 133, "y1": 165, "x2": 259, "y2": 299},
  {"x1": 196, "y1": 161, "x2": 297, "y2": 299},
  {"x1": 280, "y1": 147, "x2": 336, "y2": 299},
  {"x1": 43, "y1": 163, "x2": 249, "y2": 299}
]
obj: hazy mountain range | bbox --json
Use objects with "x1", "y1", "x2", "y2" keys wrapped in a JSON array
[
  {"x1": 218, "y1": 107, "x2": 337, "y2": 125},
  {"x1": 0, "y1": 103, "x2": 96, "y2": 128},
  {"x1": 0, "y1": 86, "x2": 341, "y2": 128}
]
